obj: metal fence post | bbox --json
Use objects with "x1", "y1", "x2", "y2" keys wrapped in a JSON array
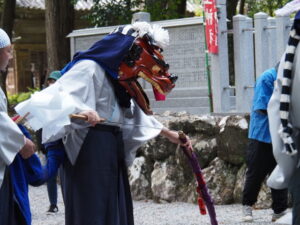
[
  {"x1": 233, "y1": 15, "x2": 255, "y2": 112},
  {"x1": 276, "y1": 15, "x2": 291, "y2": 60},
  {"x1": 254, "y1": 12, "x2": 269, "y2": 79},
  {"x1": 132, "y1": 12, "x2": 151, "y2": 23},
  {"x1": 210, "y1": 0, "x2": 231, "y2": 113},
  {"x1": 268, "y1": 17, "x2": 277, "y2": 67}
]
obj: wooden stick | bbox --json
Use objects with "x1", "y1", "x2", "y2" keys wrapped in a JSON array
[
  {"x1": 178, "y1": 130, "x2": 193, "y2": 156},
  {"x1": 69, "y1": 113, "x2": 106, "y2": 124},
  {"x1": 69, "y1": 113, "x2": 88, "y2": 120},
  {"x1": 15, "y1": 112, "x2": 30, "y2": 124}
]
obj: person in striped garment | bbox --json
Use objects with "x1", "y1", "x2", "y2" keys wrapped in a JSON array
[{"x1": 268, "y1": 2, "x2": 300, "y2": 224}]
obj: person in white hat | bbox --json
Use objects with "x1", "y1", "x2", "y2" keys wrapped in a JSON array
[
  {"x1": 0, "y1": 28, "x2": 36, "y2": 224},
  {"x1": 0, "y1": 28, "x2": 13, "y2": 69}
]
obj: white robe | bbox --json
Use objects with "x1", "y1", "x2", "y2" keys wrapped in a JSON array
[
  {"x1": 0, "y1": 88, "x2": 25, "y2": 189},
  {"x1": 267, "y1": 47, "x2": 300, "y2": 189},
  {"x1": 16, "y1": 60, "x2": 163, "y2": 166}
]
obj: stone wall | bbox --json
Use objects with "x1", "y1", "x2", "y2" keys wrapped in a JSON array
[{"x1": 128, "y1": 112, "x2": 273, "y2": 209}]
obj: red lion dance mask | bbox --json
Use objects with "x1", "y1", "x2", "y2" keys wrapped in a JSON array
[{"x1": 118, "y1": 23, "x2": 177, "y2": 115}]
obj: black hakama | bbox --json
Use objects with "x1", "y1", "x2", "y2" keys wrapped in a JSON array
[
  {"x1": 0, "y1": 168, "x2": 26, "y2": 225},
  {"x1": 60, "y1": 125, "x2": 134, "y2": 225}
]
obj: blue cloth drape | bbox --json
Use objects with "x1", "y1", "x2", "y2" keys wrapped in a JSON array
[
  {"x1": 9, "y1": 125, "x2": 65, "y2": 225},
  {"x1": 61, "y1": 32, "x2": 134, "y2": 78}
]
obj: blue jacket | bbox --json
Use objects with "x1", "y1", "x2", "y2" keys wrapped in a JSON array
[
  {"x1": 248, "y1": 68, "x2": 277, "y2": 143},
  {"x1": 9, "y1": 125, "x2": 65, "y2": 225}
]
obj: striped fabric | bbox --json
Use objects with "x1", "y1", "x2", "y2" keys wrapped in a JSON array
[{"x1": 279, "y1": 25, "x2": 300, "y2": 155}]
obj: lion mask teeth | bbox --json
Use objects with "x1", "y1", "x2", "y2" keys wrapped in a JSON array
[{"x1": 138, "y1": 71, "x2": 164, "y2": 94}]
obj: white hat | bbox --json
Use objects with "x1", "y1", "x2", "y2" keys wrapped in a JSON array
[{"x1": 0, "y1": 28, "x2": 11, "y2": 48}]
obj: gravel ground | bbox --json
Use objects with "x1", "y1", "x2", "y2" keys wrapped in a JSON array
[{"x1": 29, "y1": 185, "x2": 291, "y2": 225}]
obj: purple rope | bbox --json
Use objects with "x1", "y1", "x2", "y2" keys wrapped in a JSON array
[{"x1": 182, "y1": 148, "x2": 218, "y2": 225}]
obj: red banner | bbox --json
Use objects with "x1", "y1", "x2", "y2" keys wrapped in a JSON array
[{"x1": 203, "y1": 0, "x2": 218, "y2": 54}]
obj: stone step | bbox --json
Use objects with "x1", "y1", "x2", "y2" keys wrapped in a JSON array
[
  {"x1": 144, "y1": 87, "x2": 209, "y2": 98},
  {"x1": 149, "y1": 96, "x2": 210, "y2": 108},
  {"x1": 152, "y1": 106, "x2": 210, "y2": 115},
  {"x1": 149, "y1": 96, "x2": 236, "y2": 115},
  {"x1": 142, "y1": 88, "x2": 236, "y2": 115}
]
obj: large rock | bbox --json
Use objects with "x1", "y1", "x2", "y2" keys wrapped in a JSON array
[
  {"x1": 150, "y1": 157, "x2": 197, "y2": 203},
  {"x1": 256, "y1": 182, "x2": 272, "y2": 209},
  {"x1": 233, "y1": 164, "x2": 247, "y2": 203},
  {"x1": 164, "y1": 114, "x2": 220, "y2": 169},
  {"x1": 193, "y1": 138, "x2": 218, "y2": 168},
  {"x1": 233, "y1": 164, "x2": 272, "y2": 209},
  {"x1": 167, "y1": 115, "x2": 220, "y2": 138},
  {"x1": 151, "y1": 160, "x2": 177, "y2": 202},
  {"x1": 129, "y1": 156, "x2": 152, "y2": 200},
  {"x1": 203, "y1": 157, "x2": 239, "y2": 204},
  {"x1": 127, "y1": 113, "x2": 274, "y2": 207},
  {"x1": 217, "y1": 116, "x2": 249, "y2": 165},
  {"x1": 140, "y1": 136, "x2": 177, "y2": 162}
]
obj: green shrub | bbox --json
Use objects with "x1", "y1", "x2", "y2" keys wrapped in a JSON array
[{"x1": 8, "y1": 87, "x2": 40, "y2": 105}]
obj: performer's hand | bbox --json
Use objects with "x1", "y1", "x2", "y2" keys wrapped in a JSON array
[
  {"x1": 181, "y1": 135, "x2": 192, "y2": 150},
  {"x1": 160, "y1": 127, "x2": 192, "y2": 149},
  {"x1": 79, "y1": 110, "x2": 105, "y2": 127},
  {"x1": 19, "y1": 138, "x2": 36, "y2": 159}
]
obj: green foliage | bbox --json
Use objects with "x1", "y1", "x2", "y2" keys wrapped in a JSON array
[
  {"x1": 77, "y1": 0, "x2": 294, "y2": 27},
  {"x1": 71, "y1": 0, "x2": 79, "y2": 5},
  {"x1": 143, "y1": 0, "x2": 186, "y2": 21},
  {"x1": 86, "y1": 0, "x2": 143, "y2": 27},
  {"x1": 86, "y1": 0, "x2": 188, "y2": 27},
  {"x1": 8, "y1": 87, "x2": 39, "y2": 105},
  {"x1": 245, "y1": 0, "x2": 290, "y2": 17}
]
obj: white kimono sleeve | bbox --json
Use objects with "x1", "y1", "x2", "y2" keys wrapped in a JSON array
[
  {"x1": 0, "y1": 112, "x2": 25, "y2": 165},
  {"x1": 15, "y1": 60, "x2": 103, "y2": 143},
  {"x1": 122, "y1": 101, "x2": 163, "y2": 166},
  {"x1": 0, "y1": 88, "x2": 25, "y2": 188}
]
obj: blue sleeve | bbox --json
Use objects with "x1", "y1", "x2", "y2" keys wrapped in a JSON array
[
  {"x1": 16, "y1": 124, "x2": 44, "y2": 185},
  {"x1": 24, "y1": 154, "x2": 45, "y2": 186},
  {"x1": 17, "y1": 125, "x2": 65, "y2": 186},
  {"x1": 253, "y1": 71, "x2": 275, "y2": 111},
  {"x1": 43, "y1": 140, "x2": 65, "y2": 180},
  {"x1": 26, "y1": 140, "x2": 65, "y2": 186}
]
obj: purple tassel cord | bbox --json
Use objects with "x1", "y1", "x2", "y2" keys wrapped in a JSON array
[{"x1": 178, "y1": 131, "x2": 218, "y2": 225}]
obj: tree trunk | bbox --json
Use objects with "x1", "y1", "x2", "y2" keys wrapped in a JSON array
[
  {"x1": 239, "y1": 0, "x2": 246, "y2": 14},
  {"x1": 45, "y1": 0, "x2": 74, "y2": 79},
  {"x1": 0, "y1": 0, "x2": 16, "y2": 97},
  {"x1": 226, "y1": 0, "x2": 239, "y2": 85},
  {"x1": 226, "y1": 0, "x2": 239, "y2": 23},
  {"x1": 125, "y1": 0, "x2": 131, "y2": 12},
  {"x1": 176, "y1": 0, "x2": 186, "y2": 17}
]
